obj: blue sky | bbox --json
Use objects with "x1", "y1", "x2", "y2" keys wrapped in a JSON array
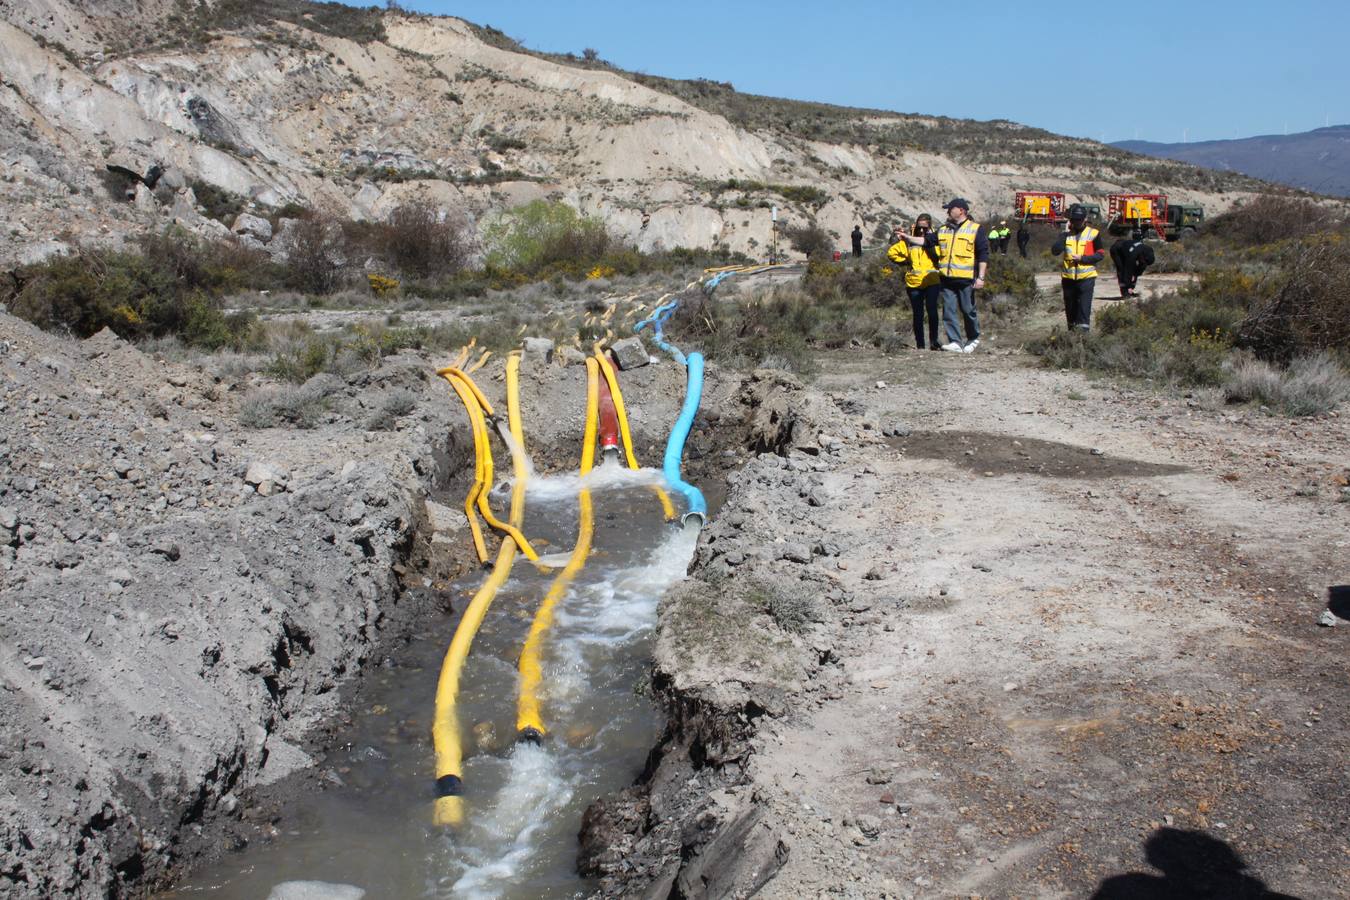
[{"x1": 380, "y1": 1, "x2": 1345, "y2": 144}]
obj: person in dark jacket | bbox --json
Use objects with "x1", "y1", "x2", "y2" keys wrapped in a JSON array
[
  {"x1": 851, "y1": 225, "x2": 863, "y2": 258},
  {"x1": 1109, "y1": 228, "x2": 1155, "y2": 297},
  {"x1": 1051, "y1": 204, "x2": 1105, "y2": 331},
  {"x1": 1016, "y1": 222, "x2": 1031, "y2": 258}
]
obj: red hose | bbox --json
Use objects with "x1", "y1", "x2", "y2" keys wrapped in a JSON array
[{"x1": 596, "y1": 370, "x2": 620, "y2": 454}]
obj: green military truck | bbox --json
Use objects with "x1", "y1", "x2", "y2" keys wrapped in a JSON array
[{"x1": 1162, "y1": 203, "x2": 1204, "y2": 241}]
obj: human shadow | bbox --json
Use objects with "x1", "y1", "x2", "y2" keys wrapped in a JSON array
[
  {"x1": 1091, "y1": 827, "x2": 1302, "y2": 899},
  {"x1": 1328, "y1": 585, "x2": 1350, "y2": 621}
]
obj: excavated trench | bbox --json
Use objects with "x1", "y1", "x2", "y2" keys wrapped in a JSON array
[{"x1": 155, "y1": 374, "x2": 758, "y2": 899}]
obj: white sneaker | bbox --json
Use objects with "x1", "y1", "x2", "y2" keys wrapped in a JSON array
[
  {"x1": 940, "y1": 342, "x2": 963, "y2": 352},
  {"x1": 963, "y1": 338, "x2": 980, "y2": 353}
]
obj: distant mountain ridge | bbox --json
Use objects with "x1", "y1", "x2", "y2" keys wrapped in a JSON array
[{"x1": 1114, "y1": 126, "x2": 1350, "y2": 197}]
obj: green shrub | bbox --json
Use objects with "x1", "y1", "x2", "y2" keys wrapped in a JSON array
[
  {"x1": 1205, "y1": 195, "x2": 1344, "y2": 246},
  {"x1": 482, "y1": 200, "x2": 614, "y2": 277},
  {"x1": 983, "y1": 254, "x2": 1040, "y2": 315},
  {"x1": 785, "y1": 223, "x2": 834, "y2": 259},
  {"x1": 188, "y1": 179, "x2": 247, "y2": 226},
  {"x1": 239, "y1": 375, "x2": 342, "y2": 429},
  {"x1": 4, "y1": 232, "x2": 274, "y2": 348}
]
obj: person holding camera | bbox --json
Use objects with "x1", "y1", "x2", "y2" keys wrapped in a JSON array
[
  {"x1": 894, "y1": 198, "x2": 988, "y2": 352},
  {"x1": 887, "y1": 215, "x2": 942, "y2": 350}
]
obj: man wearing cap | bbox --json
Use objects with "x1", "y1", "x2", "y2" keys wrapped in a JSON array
[
  {"x1": 1051, "y1": 204, "x2": 1104, "y2": 331},
  {"x1": 895, "y1": 198, "x2": 989, "y2": 351}
]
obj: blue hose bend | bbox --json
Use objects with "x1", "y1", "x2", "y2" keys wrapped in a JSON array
[{"x1": 663, "y1": 352, "x2": 707, "y2": 525}]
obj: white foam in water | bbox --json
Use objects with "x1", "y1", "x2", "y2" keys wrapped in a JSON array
[
  {"x1": 442, "y1": 744, "x2": 574, "y2": 899},
  {"x1": 437, "y1": 522, "x2": 701, "y2": 898},
  {"x1": 522, "y1": 461, "x2": 668, "y2": 503}
]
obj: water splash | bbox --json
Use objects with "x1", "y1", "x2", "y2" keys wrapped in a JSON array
[
  {"x1": 434, "y1": 521, "x2": 701, "y2": 898},
  {"x1": 492, "y1": 420, "x2": 536, "y2": 481}
]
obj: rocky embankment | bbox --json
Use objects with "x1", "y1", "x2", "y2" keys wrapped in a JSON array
[
  {"x1": 580, "y1": 370, "x2": 897, "y2": 895},
  {"x1": 0, "y1": 309, "x2": 471, "y2": 897}
]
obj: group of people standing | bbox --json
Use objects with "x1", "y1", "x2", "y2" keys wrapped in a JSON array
[
  {"x1": 883, "y1": 199, "x2": 1155, "y2": 349},
  {"x1": 886, "y1": 198, "x2": 986, "y2": 352}
]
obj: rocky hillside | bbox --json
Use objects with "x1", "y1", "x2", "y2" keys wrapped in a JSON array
[
  {"x1": 1116, "y1": 125, "x2": 1350, "y2": 197},
  {"x1": 1, "y1": 0, "x2": 1270, "y2": 268}
]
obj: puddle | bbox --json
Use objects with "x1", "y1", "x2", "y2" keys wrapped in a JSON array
[
  {"x1": 162, "y1": 476, "x2": 698, "y2": 899},
  {"x1": 889, "y1": 430, "x2": 1188, "y2": 479}
]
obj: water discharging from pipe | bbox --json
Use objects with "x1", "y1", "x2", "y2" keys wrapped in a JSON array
[{"x1": 161, "y1": 471, "x2": 700, "y2": 900}]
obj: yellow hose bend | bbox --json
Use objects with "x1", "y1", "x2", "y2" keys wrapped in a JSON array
[
  {"x1": 431, "y1": 354, "x2": 529, "y2": 827},
  {"x1": 439, "y1": 371, "x2": 489, "y2": 565},
  {"x1": 440, "y1": 368, "x2": 541, "y2": 562},
  {"x1": 442, "y1": 366, "x2": 496, "y2": 418},
  {"x1": 593, "y1": 347, "x2": 677, "y2": 521},
  {"x1": 516, "y1": 358, "x2": 600, "y2": 740}
]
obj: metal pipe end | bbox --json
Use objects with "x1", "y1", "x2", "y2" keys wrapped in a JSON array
[
  {"x1": 681, "y1": 511, "x2": 706, "y2": 528},
  {"x1": 517, "y1": 727, "x2": 544, "y2": 745}
]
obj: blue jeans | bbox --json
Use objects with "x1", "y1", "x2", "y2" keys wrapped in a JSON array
[
  {"x1": 939, "y1": 279, "x2": 980, "y2": 345},
  {"x1": 907, "y1": 284, "x2": 940, "y2": 348}
]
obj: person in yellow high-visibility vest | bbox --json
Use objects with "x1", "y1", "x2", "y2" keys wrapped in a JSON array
[
  {"x1": 892, "y1": 198, "x2": 989, "y2": 352},
  {"x1": 1051, "y1": 204, "x2": 1105, "y2": 331},
  {"x1": 887, "y1": 215, "x2": 941, "y2": 349}
]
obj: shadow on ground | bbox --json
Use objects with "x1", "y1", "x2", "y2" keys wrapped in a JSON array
[
  {"x1": 1090, "y1": 827, "x2": 1302, "y2": 899},
  {"x1": 1328, "y1": 585, "x2": 1350, "y2": 621},
  {"x1": 888, "y1": 430, "x2": 1189, "y2": 479}
]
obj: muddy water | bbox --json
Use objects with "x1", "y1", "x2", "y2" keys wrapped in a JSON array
[{"x1": 164, "y1": 466, "x2": 697, "y2": 899}]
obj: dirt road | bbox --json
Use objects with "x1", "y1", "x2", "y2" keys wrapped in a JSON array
[
  {"x1": 738, "y1": 338, "x2": 1347, "y2": 897},
  {"x1": 596, "y1": 288, "x2": 1348, "y2": 898}
]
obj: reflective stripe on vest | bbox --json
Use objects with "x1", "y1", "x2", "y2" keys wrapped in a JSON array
[
  {"x1": 1062, "y1": 226, "x2": 1099, "y2": 280},
  {"x1": 938, "y1": 219, "x2": 981, "y2": 278}
]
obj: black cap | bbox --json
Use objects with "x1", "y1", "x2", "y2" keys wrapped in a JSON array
[
  {"x1": 1067, "y1": 204, "x2": 1087, "y2": 220},
  {"x1": 943, "y1": 198, "x2": 970, "y2": 211}
]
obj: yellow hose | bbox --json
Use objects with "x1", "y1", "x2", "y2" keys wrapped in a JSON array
[
  {"x1": 432, "y1": 354, "x2": 529, "y2": 827},
  {"x1": 437, "y1": 365, "x2": 541, "y2": 562},
  {"x1": 441, "y1": 373, "x2": 490, "y2": 565},
  {"x1": 442, "y1": 366, "x2": 496, "y2": 418},
  {"x1": 516, "y1": 358, "x2": 600, "y2": 740},
  {"x1": 504, "y1": 352, "x2": 528, "y2": 513},
  {"x1": 593, "y1": 347, "x2": 677, "y2": 521}
]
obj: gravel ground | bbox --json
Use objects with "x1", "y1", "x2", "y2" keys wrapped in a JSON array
[{"x1": 583, "y1": 317, "x2": 1348, "y2": 898}]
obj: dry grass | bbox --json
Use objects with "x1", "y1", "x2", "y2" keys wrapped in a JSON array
[{"x1": 1224, "y1": 352, "x2": 1350, "y2": 416}]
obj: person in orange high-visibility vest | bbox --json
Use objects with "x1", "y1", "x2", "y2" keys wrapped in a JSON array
[{"x1": 1051, "y1": 204, "x2": 1105, "y2": 331}]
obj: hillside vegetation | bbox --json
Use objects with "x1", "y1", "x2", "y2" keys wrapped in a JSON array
[{"x1": 0, "y1": 0, "x2": 1284, "y2": 272}]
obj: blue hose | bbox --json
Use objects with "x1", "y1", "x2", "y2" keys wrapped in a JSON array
[
  {"x1": 634, "y1": 265, "x2": 791, "y2": 522},
  {"x1": 635, "y1": 296, "x2": 704, "y2": 522},
  {"x1": 663, "y1": 352, "x2": 706, "y2": 524}
]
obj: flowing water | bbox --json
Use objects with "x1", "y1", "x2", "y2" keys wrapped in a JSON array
[{"x1": 163, "y1": 465, "x2": 698, "y2": 899}]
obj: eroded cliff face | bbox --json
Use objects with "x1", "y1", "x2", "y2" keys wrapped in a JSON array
[{"x1": 1, "y1": 2, "x2": 1248, "y2": 267}]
